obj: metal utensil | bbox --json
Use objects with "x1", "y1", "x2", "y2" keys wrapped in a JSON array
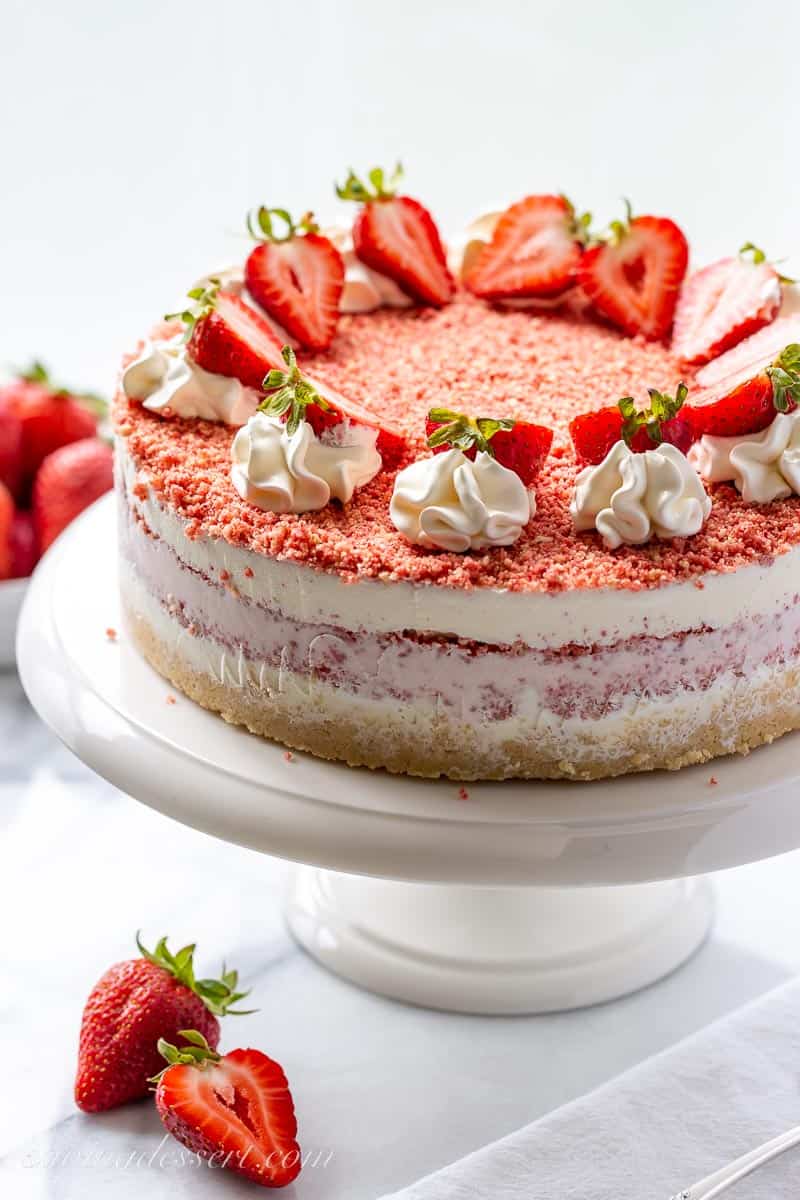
[{"x1": 670, "y1": 1125, "x2": 800, "y2": 1199}]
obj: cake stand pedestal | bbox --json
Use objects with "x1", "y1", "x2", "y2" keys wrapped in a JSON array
[{"x1": 17, "y1": 497, "x2": 800, "y2": 1014}]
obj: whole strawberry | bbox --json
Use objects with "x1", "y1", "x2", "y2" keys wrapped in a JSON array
[
  {"x1": 0, "y1": 481, "x2": 13, "y2": 580},
  {"x1": 33, "y1": 437, "x2": 113, "y2": 553},
  {"x1": 2, "y1": 362, "x2": 105, "y2": 488},
  {"x1": 75, "y1": 934, "x2": 253, "y2": 1113}
]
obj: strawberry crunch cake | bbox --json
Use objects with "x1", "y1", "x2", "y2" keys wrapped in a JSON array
[{"x1": 114, "y1": 169, "x2": 800, "y2": 780}]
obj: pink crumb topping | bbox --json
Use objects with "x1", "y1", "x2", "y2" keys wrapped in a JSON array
[{"x1": 114, "y1": 294, "x2": 800, "y2": 593}]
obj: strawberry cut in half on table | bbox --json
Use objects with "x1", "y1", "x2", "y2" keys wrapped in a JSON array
[
  {"x1": 336, "y1": 163, "x2": 455, "y2": 307},
  {"x1": 33, "y1": 437, "x2": 113, "y2": 553},
  {"x1": 169, "y1": 280, "x2": 286, "y2": 392},
  {"x1": 464, "y1": 194, "x2": 591, "y2": 301},
  {"x1": 570, "y1": 383, "x2": 692, "y2": 465},
  {"x1": 577, "y1": 202, "x2": 689, "y2": 341},
  {"x1": 425, "y1": 408, "x2": 553, "y2": 486},
  {"x1": 671, "y1": 243, "x2": 787, "y2": 366},
  {"x1": 685, "y1": 342, "x2": 800, "y2": 438},
  {"x1": 153, "y1": 1031, "x2": 301, "y2": 1189},
  {"x1": 244, "y1": 207, "x2": 345, "y2": 352},
  {"x1": 259, "y1": 344, "x2": 405, "y2": 464},
  {"x1": 75, "y1": 933, "x2": 253, "y2": 1113}
]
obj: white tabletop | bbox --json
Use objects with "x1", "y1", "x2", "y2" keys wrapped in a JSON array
[{"x1": 1, "y1": 665, "x2": 799, "y2": 1199}]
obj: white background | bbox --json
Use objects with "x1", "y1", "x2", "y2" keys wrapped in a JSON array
[{"x1": 1, "y1": 0, "x2": 798, "y2": 395}]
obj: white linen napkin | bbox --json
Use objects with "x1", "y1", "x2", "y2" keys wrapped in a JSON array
[{"x1": 382, "y1": 977, "x2": 800, "y2": 1199}]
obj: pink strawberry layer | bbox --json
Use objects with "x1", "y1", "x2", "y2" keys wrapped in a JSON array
[
  {"x1": 122, "y1": 505, "x2": 800, "y2": 722},
  {"x1": 114, "y1": 293, "x2": 800, "y2": 594}
]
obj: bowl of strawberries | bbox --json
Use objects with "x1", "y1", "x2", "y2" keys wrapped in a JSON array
[{"x1": 0, "y1": 363, "x2": 113, "y2": 669}]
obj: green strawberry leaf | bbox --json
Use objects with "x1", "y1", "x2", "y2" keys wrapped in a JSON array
[
  {"x1": 618, "y1": 382, "x2": 688, "y2": 448},
  {"x1": 136, "y1": 931, "x2": 255, "y2": 1018}
]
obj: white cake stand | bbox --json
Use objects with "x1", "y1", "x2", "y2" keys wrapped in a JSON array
[{"x1": 17, "y1": 496, "x2": 800, "y2": 1014}]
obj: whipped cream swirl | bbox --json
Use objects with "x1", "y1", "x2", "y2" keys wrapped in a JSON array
[
  {"x1": 571, "y1": 440, "x2": 712, "y2": 550},
  {"x1": 123, "y1": 336, "x2": 260, "y2": 426},
  {"x1": 390, "y1": 448, "x2": 533, "y2": 552},
  {"x1": 231, "y1": 413, "x2": 382, "y2": 514},
  {"x1": 689, "y1": 412, "x2": 800, "y2": 504}
]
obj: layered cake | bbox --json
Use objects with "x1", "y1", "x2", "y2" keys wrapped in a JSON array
[{"x1": 114, "y1": 173, "x2": 800, "y2": 779}]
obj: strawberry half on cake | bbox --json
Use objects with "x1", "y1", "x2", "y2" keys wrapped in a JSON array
[{"x1": 114, "y1": 180, "x2": 800, "y2": 780}]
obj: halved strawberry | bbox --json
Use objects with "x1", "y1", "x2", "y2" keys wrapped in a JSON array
[
  {"x1": 337, "y1": 164, "x2": 454, "y2": 307},
  {"x1": 260, "y1": 345, "x2": 405, "y2": 463},
  {"x1": 173, "y1": 282, "x2": 285, "y2": 391},
  {"x1": 569, "y1": 384, "x2": 692, "y2": 465},
  {"x1": 671, "y1": 244, "x2": 783, "y2": 366},
  {"x1": 244, "y1": 208, "x2": 345, "y2": 352},
  {"x1": 577, "y1": 204, "x2": 689, "y2": 340},
  {"x1": 686, "y1": 343, "x2": 800, "y2": 438},
  {"x1": 154, "y1": 1032, "x2": 301, "y2": 1189},
  {"x1": 694, "y1": 315, "x2": 800, "y2": 391},
  {"x1": 425, "y1": 409, "x2": 553, "y2": 485},
  {"x1": 464, "y1": 194, "x2": 590, "y2": 300}
]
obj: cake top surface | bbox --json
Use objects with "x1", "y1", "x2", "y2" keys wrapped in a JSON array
[{"x1": 115, "y1": 293, "x2": 800, "y2": 593}]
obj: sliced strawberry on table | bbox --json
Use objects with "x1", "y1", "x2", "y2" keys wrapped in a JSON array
[
  {"x1": 0, "y1": 481, "x2": 13, "y2": 579},
  {"x1": 464, "y1": 194, "x2": 591, "y2": 301},
  {"x1": 33, "y1": 437, "x2": 113, "y2": 554},
  {"x1": 569, "y1": 383, "x2": 692, "y2": 465},
  {"x1": 260, "y1": 345, "x2": 406, "y2": 463},
  {"x1": 337, "y1": 163, "x2": 455, "y2": 307},
  {"x1": 9, "y1": 510, "x2": 38, "y2": 578},
  {"x1": 170, "y1": 280, "x2": 285, "y2": 391},
  {"x1": 577, "y1": 202, "x2": 689, "y2": 340},
  {"x1": 154, "y1": 1031, "x2": 301, "y2": 1189},
  {"x1": 245, "y1": 207, "x2": 345, "y2": 352},
  {"x1": 425, "y1": 408, "x2": 553, "y2": 485},
  {"x1": 75, "y1": 933, "x2": 253, "y2": 1114},
  {"x1": 671, "y1": 243, "x2": 785, "y2": 366},
  {"x1": 2, "y1": 362, "x2": 104, "y2": 490},
  {"x1": 686, "y1": 343, "x2": 800, "y2": 438}
]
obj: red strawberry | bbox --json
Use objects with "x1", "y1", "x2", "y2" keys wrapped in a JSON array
[
  {"x1": 245, "y1": 208, "x2": 345, "y2": 352},
  {"x1": 154, "y1": 1032, "x2": 300, "y2": 1189},
  {"x1": 9, "y1": 510, "x2": 38, "y2": 578},
  {"x1": 0, "y1": 481, "x2": 13, "y2": 579},
  {"x1": 260, "y1": 345, "x2": 405, "y2": 464},
  {"x1": 32, "y1": 438, "x2": 113, "y2": 553},
  {"x1": 75, "y1": 934, "x2": 252, "y2": 1114},
  {"x1": 180, "y1": 283, "x2": 285, "y2": 390},
  {"x1": 570, "y1": 385, "x2": 692, "y2": 465},
  {"x1": 337, "y1": 164, "x2": 454, "y2": 307},
  {"x1": 694, "y1": 315, "x2": 800, "y2": 391},
  {"x1": 464, "y1": 194, "x2": 589, "y2": 300},
  {"x1": 686, "y1": 343, "x2": 800, "y2": 438},
  {"x1": 425, "y1": 409, "x2": 553, "y2": 485},
  {"x1": 0, "y1": 394, "x2": 23, "y2": 500},
  {"x1": 578, "y1": 204, "x2": 689, "y2": 340},
  {"x1": 671, "y1": 244, "x2": 783, "y2": 366},
  {"x1": 2, "y1": 362, "x2": 103, "y2": 488}
]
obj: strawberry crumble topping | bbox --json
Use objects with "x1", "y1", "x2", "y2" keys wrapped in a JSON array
[{"x1": 114, "y1": 294, "x2": 800, "y2": 593}]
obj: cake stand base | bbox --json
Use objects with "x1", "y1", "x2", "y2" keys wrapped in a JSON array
[{"x1": 287, "y1": 869, "x2": 714, "y2": 1014}]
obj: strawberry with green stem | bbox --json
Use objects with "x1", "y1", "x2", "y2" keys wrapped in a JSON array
[
  {"x1": 686, "y1": 343, "x2": 800, "y2": 438},
  {"x1": 259, "y1": 345, "x2": 405, "y2": 461},
  {"x1": 671, "y1": 242, "x2": 789, "y2": 366},
  {"x1": 168, "y1": 279, "x2": 286, "y2": 391},
  {"x1": 75, "y1": 933, "x2": 254, "y2": 1113},
  {"x1": 245, "y1": 207, "x2": 345, "y2": 352},
  {"x1": 153, "y1": 1030, "x2": 301, "y2": 1189},
  {"x1": 570, "y1": 383, "x2": 692, "y2": 465},
  {"x1": 425, "y1": 409, "x2": 553, "y2": 485},
  {"x1": 337, "y1": 163, "x2": 455, "y2": 307}
]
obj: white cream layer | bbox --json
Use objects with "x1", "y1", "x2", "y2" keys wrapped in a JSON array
[{"x1": 119, "y1": 440, "x2": 800, "y2": 650}]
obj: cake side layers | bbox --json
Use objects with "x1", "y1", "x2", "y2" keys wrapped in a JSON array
[{"x1": 119, "y1": 439, "x2": 800, "y2": 648}]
